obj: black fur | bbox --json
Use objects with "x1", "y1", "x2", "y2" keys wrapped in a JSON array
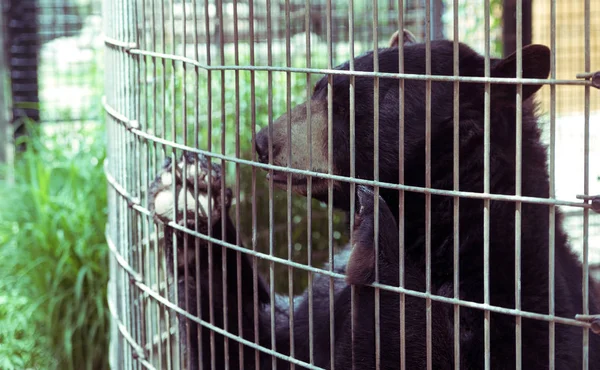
[
  {"x1": 317, "y1": 41, "x2": 600, "y2": 369},
  {"x1": 153, "y1": 162, "x2": 452, "y2": 369},
  {"x1": 150, "y1": 40, "x2": 600, "y2": 369}
]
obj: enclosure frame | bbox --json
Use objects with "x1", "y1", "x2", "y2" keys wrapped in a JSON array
[{"x1": 103, "y1": 0, "x2": 600, "y2": 369}]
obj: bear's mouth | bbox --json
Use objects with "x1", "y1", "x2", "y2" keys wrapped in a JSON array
[
  {"x1": 266, "y1": 170, "x2": 333, "y2": 196},
  {"x1": 267, "y1": 171, "x2": 308, "y2": 186}
]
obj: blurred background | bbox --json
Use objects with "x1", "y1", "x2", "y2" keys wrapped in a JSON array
[{"x1": 0, "y1": 0, "x2": 598, "y2": 369}]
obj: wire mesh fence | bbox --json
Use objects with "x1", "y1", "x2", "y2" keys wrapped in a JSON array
[{"x1": 104, "y1": 0, "x2": 600, "y2": 369}]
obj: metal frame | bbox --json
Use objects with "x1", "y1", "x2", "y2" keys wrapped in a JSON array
[{"x1": 104, "y1": 0, "x2": 600, "y2": 369}]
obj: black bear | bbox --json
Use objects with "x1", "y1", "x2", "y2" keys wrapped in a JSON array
[
  {"x1": 150, "y1": 153, "x2": 452, "y2": 369},
  {"x1": 149, "y1": 31, "x2": 600, "y2": 369}
]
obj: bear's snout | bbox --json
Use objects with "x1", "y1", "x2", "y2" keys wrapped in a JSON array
[
  {"x1": 253, "y1": 100, "x2": 334, "y2": 198},
  {"x1": 254, "y1": 126, "x2": 284, "y2": 165}
]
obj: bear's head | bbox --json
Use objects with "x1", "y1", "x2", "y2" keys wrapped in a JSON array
[{"x1": 255, "y1": 33, "x2": 550, "y2": 214}]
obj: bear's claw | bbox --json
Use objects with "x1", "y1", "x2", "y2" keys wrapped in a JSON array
[{"x1": 148, "y1": 152, "x2": 232, "y2": 230}]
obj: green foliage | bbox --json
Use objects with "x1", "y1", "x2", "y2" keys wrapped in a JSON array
[
  {"x1": 138, "y1": 47, "x2": 349, "y2": 293},
  {"x1": 450, "y1": 0, "x2": 504, "y2": 56},
  {"x1": 490, "y1": 0, "x2": 504, "y2": 56},
  {"x1": 0, "y1": 292, "x2": 53, "y2": 370},
  {"x1": 0, "y1": 122, "x2": 109, "y2": 370}
]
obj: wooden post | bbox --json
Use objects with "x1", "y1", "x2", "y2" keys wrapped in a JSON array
[
  {"x1": 0, "y1": 3, "x2": 9, "y2": 163},
  {"x1": 6, "y1": 0, "x2": 40, "y2": 148}
]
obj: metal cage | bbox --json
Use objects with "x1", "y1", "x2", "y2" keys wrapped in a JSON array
[{"x1": 104, "y1": 0, "x2": 600, "y2": 369}]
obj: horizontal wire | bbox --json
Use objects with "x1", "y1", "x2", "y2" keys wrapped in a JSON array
[
  {"x1": 106, "y1": 283, "x2": 157, "y2": 369},
  {"x1": 103, "y1": 36, "x2": 593, "y2": 87},
  {"x1": 105, "y1": 230, "x2": 327, "y2": 370},
  {"x1": 104, "y1": 164, "x2": 592, "y2": 330},
  {"x1": 103, "y1": 4, "x2": 600, "y2": 368},
  {"x1": 103, "y1": 99, "x2": 593, "y2": 210}
]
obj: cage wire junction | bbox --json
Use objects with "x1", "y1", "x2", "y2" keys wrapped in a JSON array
[{"x1": 104, "y1": 0, "x2": 600, "y2": 369}]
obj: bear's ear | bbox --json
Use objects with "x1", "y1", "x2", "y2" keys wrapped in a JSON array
[
  {"x1": 388, "y1": 29, "x2": 418, "y2": 48},
  {"x1": 490, "y1": 44, "x2": 551, "y2": 101}
]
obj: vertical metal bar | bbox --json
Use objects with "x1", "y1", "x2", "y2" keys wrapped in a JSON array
[
  {"x1": 284, "y1": 0, "x2": 295, "y2": 367},
  {"x1": 304, "y1": 0, "x2": 315, "y2": 366},
  {"x1": 248, "y1": 0, "x2": 261, "y2": 367},
  {"x1": 115, "y1": 6, "x2": 126, "y2": 365},
  {"x1": 326, "y1": 0, "x2": 335, "y2": 368},
  {"x1": 396, "y1": 3, "x2": 407, "y2": 370},
  {"x1": 130, "y1": 1, "x2": 144, "y2": 360},
  {"x1": 191, "y1": 0, "x2": 204, "y2": 367},
  {"x1": 135, "y1": 0, "x2": 148, "y2": 353},
  {"x1": 216, "y1": 0, "x2": 230, "y2": 366},
  {"x1": 155, "y1": 220, "x2": 164, "y2": 369},
  {"x1": 160, "y1": 0, "x2": 173, "y2": 366},
  {"x1": 160, "y1": 0, "x2": 167, "y2": 157},
  {"x1": 452, "y1": 0, "x2": 460, "y2": 367},
  {"x1": 424, "y1": 0, "x2": 433, "y2": 368},
  {"x1": 169, "y1": 29, "x2": 180, "y2": 370},
  {"x1": 161, "y1": 190, "x2": 174, "y2": 370},
  {"x1": 514, "y1": 1, "x2": 523, "y2": 369},
  {"x1": 483, "y1": 0, "x2": 492, "y2": 368},
  {"x1": 151, "y1": 0, "x2": 162, "y2": 364},
  {"x1": 105, "y1": 10, "x2": 113, "y2": 355},
  {"x1": 150, "y1": 3, "x2": 163, "y2": 361},
  {"x1": 179, "y1": 0, "x2": 193, "y2": 366},
  {"x1": 548, "y1": 0, "x2": 557, "y2": 366},
  {"x1": 151, "y1": 0, "x2": 165, "y2": 361},
  {"x1": 231, "y1": 0, "x2": 244, "y2": 367},
  {"x1": 120, "y1": 120, "x2": 129, "y2": 369},
  {"x1": 265, "y1": 1, "x2": 277, "y2": 368},
  {"x1": 202, "y1": 0, "x2": 216, "y2": 367},
  {"x1": 105, "y1": 5, "x2": 116, "y2": 359},
  {"x1": 128, "y1": 28, "x2": 137, "y2": 360},
  {"x1": 114, "y1": 9, "x2": 121, "y2": 360},
  {"x1": 168, "y1": 0, "x2": 180, "y2": 364},
  {"x1": 150, "y1": 0, "x2": 157, "y2": 163},
  {"x1": 348, "y1": 0, "x2": 357, "y2": 368},
  {"x1": 139, "y1": 0, "x2": 156, "y2": 350},
  {"x1": 137, "y1": 8, "x2": 151, "y2": 362},
  {"x1": 582, "y1": 0, "x2": 591, "y2": 366},
  {"x1": 115, "y1": 75, "x2": 123, "y2": 366},
  {"x1": 372, "y1": 0, "x2": 381, "y2": 366}
]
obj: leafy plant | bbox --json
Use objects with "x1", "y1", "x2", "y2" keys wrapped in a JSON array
[
  {"x1": 0, "y1": 122, "x2": 109, "y2": 370},
  {"x1": 0, "y1": 291, "x2": 53, "y2": 370}
]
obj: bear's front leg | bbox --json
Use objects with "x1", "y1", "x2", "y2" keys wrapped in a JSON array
[
  {"x1": 148, "y1": 151, "x2": 269, "y2": 370},
  {"x1": 346, "y1": 185, "x2": 401, "y2": 286}
]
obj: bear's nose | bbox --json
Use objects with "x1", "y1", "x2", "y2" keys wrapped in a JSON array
[{"x1": 254, "y1": 129, "x2": 269, "y2": 163}]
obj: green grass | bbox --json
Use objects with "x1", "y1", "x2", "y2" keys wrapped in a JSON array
[
  {"x1": 0, "y1": 122, "x2": 109, "y2": 370},
  {"x1": 0, "y1": 291, "x2": 52, "y2": 370}
]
